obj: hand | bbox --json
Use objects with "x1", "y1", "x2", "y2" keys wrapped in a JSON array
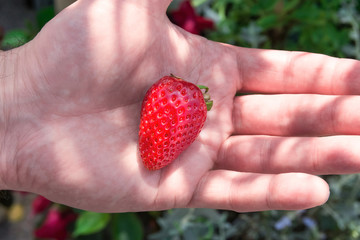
[{"x1": 2, "y1": 0, "x2": 360, "y2": 212}]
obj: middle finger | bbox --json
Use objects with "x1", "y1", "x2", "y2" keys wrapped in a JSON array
[{"x1": 233, "y1": 94, "x2": 360, "y2": 136}]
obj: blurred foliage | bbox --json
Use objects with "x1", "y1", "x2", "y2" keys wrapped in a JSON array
[
  {"x1": 149, "y1": 208, "x2": 236, "y2": 240},
  {"x1": 195, "y1": 0, "x2": 360, "y2": 59},
  {"x1": 2, "y1": 0, "x2": 360, "y2": 239},
  {"x1": 72, "y1": 211, "x2": 143, "y2": 240},
  {"x1": 1, "y1": 6, "x2": 54, "y2": 50}
]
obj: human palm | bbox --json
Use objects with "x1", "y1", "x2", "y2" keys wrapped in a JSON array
[
  {"x1": 10, "y1": 0, "x2": 232, "y2": 212},
  {"x1": 5, "y1": 0, "x2": 360, "y2": 212}
]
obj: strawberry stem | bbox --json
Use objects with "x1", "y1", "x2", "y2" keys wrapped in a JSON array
[{"x1": 198, "y1": 85, "x2": 213, "y2": 111}]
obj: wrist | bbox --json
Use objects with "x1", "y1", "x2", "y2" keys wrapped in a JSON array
[{"x1": 0, "y1": 46, "x2": 30, "y2": 189}]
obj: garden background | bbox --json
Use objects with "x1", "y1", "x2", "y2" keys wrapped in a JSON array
[{"x1": 1, "y1": 0, "x2": 360, "y2": 239}]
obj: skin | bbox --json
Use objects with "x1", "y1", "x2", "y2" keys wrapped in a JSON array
[{"x1": 1, "y1": 0, "x2": 360, "y2": 212}]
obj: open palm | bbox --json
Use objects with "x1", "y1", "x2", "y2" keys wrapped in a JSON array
[{"x1": 6, "y1": 0, "x2": 360, "y2": 212}]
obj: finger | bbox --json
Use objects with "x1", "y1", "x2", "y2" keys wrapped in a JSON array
[
  {"x1": 233, "y1": 94, "x2": 360, "y2": 136},
  {"x1": 217, "y1": 135, "x2": 360, "y2": 175},
  {"x1": 188, "y1": 171, "x2": 329, "y2": 212},
  {"x1": 233, "y1": 47, "x2": 360, "y2": 94}
]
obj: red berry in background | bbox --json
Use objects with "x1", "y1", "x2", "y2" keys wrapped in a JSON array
[
  {"x1": 170, "y1": 0, "x2": 214, "y2": 35},
  {"x1": 34, "y1": 208, "x2": 77, "y2": 240},
  {"x1": 0, "y1": 26, "x2": 4, "y2": 43},
  {"x1": 139, "y1": 75, "x2": 213, "y2": 170},
  {"x1": 32, "y1": 195, "x2": 52, "y2": 215}
]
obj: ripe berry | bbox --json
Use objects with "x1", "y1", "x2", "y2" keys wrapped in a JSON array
[{"x1": 139, "y1": 75, "x2": 212, "y2": 170}]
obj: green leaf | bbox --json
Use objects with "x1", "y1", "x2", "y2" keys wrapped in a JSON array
[
  {"x1": 75, "y1": 232, "x2": 104, "y2": 240},
  {"x1": 283, "y1": 0, "x2": 301, "y2": 13},
  {"x1": 2, "y1": 29, "x2": 28, "y2": 49},
  {"x1": 36, "y1": 6, "x2": 55, "y2": 29},
  {"x1": 192, "y1": 0, "x2": 209, "y2": 7},
  {"x1": 111, "y1": 213, "x2": 143, "y2": 240},
  {"x1": 73, "y1": 211, "x2": 111, "y2": 237},
  {"x1": 257, "y1": 14, "x2": 278, "y2": 30}
]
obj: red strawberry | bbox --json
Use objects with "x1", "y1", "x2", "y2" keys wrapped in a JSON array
[{"x1": 139, "y1": 75, "x2": 212, "y2": 170}]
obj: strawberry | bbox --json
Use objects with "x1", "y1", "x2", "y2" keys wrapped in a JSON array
[{"x1": 139, "y1": 75, "x2": 213, "y2": 170}]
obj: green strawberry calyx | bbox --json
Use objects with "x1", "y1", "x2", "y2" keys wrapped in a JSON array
[{"x1": 197, "y1": 85, "x2": 213, "y2": 111}]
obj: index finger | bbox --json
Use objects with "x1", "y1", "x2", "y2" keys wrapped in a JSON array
[{"x1": 233, "y1": 47, "x2": 360, "y2": 95}]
